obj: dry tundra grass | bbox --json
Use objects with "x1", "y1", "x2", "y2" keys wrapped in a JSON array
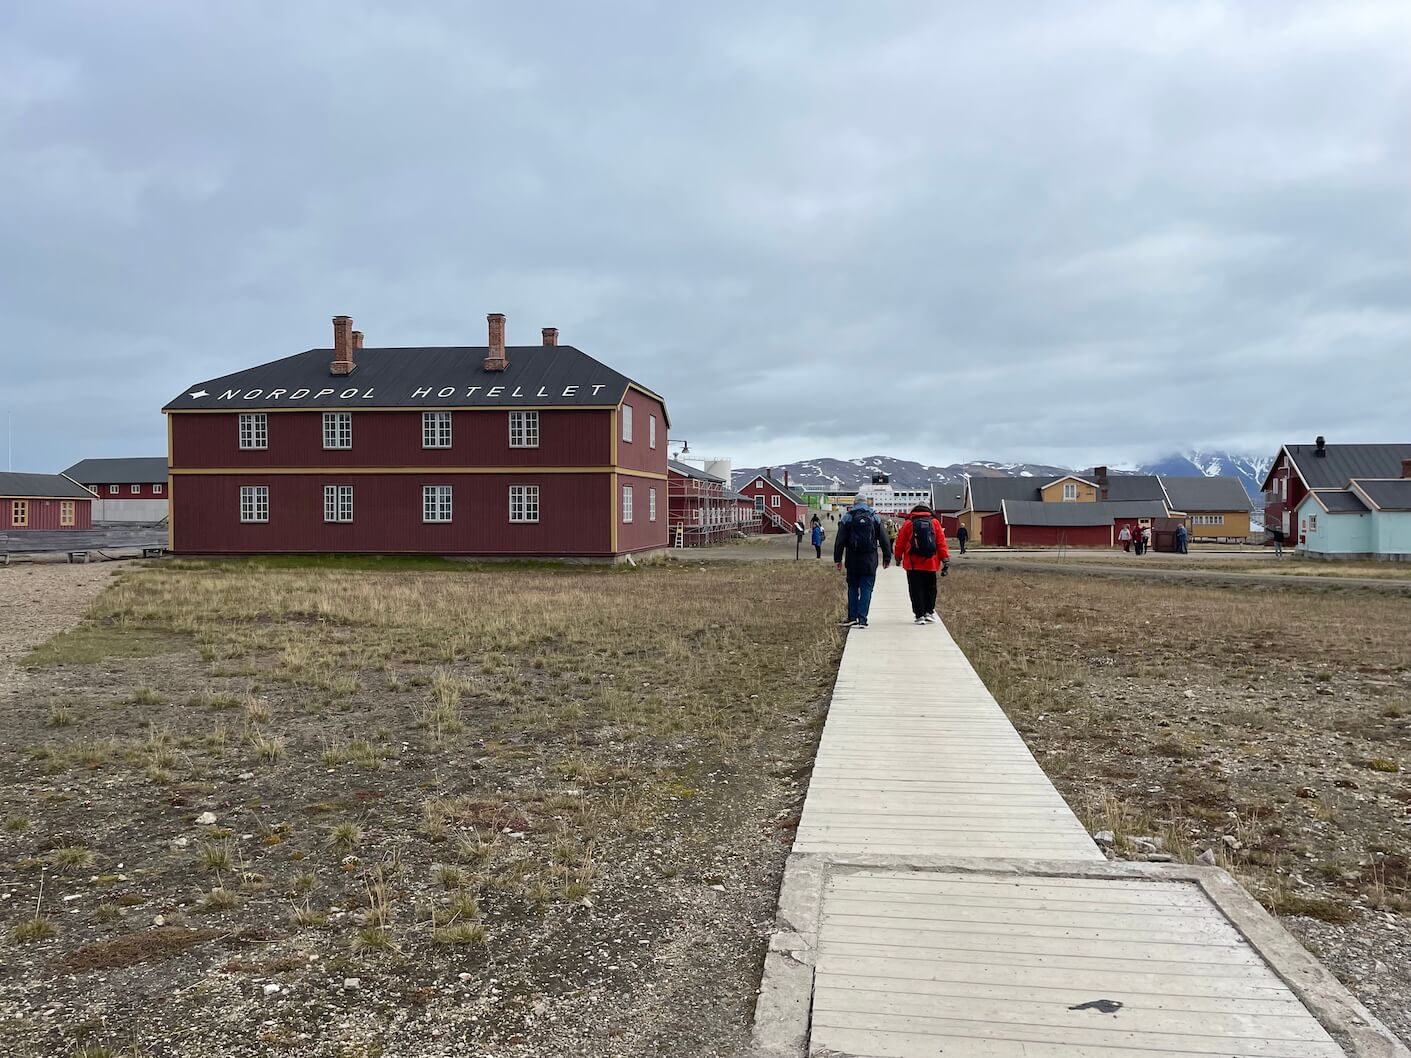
[
  {"x1": 1, "y1": 557, "x2": 843, "y2": 1058},
  {"x1": 945, "y1": 568, "x2": 1411, "y2": 923}
]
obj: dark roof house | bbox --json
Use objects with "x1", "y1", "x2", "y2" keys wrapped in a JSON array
[
  {"x1": 966, "y1": 476, "x2": 1044, "y2": 511},
  {"x1": 1262, "y1": 443, "x2": 1411, "y2": 492},
  {"x1": 668, "y1": 459, "x2": 725, "y2": 484},
  {"x1": 164, "y1": 342, "x2": 668, "y2": 421},
  {"x1": 1160, "y1": 475, "x2": 1251, "y2": 513},
  {"x1": 1350, "y1": 479, "x2": 1411, "y2": 511},
  {"x1": 0, "y1": 472, "x2": 96, "y2": 499},
  {"x1": 1001, "y1": 499, "x2": 1168, "y2": 526},
  {"x1": 63, "y1": 457, "x2": 168, "y2": 484}
]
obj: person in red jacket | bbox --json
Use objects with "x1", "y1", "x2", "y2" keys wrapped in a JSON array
[{"x1": 893, "y1": 504, "x2": 950, "y2": 624}]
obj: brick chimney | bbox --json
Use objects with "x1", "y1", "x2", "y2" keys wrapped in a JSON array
[
  {"x1": 1095, "y1": 465, "x2": 1109, "y2": 501},
  {"x1": 1401, "y1": 458, "x2": 1411, "y2": 479},
  {"x1": 542, "y1": 327, "x2": 558, "y2": 347},
  {"x1": 331, "y1": 316, "x2": 355, "y2": 376},
  {"x1": 484, "y1": 313, "x2": 508, "y2": 372},
  {"x1": 351, "y1": 330, "x2": 364, "y2": 350}
]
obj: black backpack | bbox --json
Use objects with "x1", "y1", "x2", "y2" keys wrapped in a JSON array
[
  {"x1": 909, "y1": 515, "x2": 938, "y2": 558},
  {"x1": 848, "y1": 511, "x2": 876, "y2": 554}
]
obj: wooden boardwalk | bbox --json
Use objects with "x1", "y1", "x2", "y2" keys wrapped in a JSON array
[{"x1": 787, "y1": 571, "x2": 1352, "y2": 1058}]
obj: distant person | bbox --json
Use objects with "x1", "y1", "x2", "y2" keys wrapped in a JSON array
[
  {"x1": 1118, "y1": 524, "x2": 1132, "y2": 553},
  {"x1": 956, "y1": 523, "x2": 969, "y2": 554},
  {"x1": 833, "y1": 496, "x2": 891, "y2": 629},
  {"x1": 894, "y1": 504, "x2": 949, "y2": 624},
  {"x1": 1175, "y1": 523, "x2": 1189, "y2": 554},
  {"x1": 1140, "y1": 524, "x2": 1152, "y2": 555},
  {"x1": 1271, "y1": 526, "x2": 1285, "y2": 557},
  {"x1": 810, "y1": 521, "x2": 825, "y2": 559}
]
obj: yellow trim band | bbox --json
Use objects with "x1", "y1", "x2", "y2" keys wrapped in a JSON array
[{"x1": 167, "y1": 465, "x2": 669, "y2": 480}]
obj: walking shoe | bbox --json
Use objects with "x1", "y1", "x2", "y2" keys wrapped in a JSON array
[
  {"x1": 913, "y1": 616, "x2": 926, "y2": 625},
  {"x1": 837, "y1": 618, "x2": 857, "y2": 627},
  {"x1": 924, "y1": 612, "x2": 939, "y2": 623},
  {"x1": 853, "y1": 621, "x2": 868, "y2": 629}
]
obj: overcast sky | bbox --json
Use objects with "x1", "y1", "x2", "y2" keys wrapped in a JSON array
[{"x1": 3, "y1": 1, "x2": 1408, "y2": 473}]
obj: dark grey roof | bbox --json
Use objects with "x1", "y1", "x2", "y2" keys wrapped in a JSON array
[
  {"x1": 0, "y1": 472, "x2": 96, "y2": 499},
  {"x1": 1002, "y1": 499, "x2": 1168, "y2": 526},
  {"x1": 966, "y1": 476, "x2": 1041, "y2": 511},
  {"x1": 1277, "y1": 444, "x2": 1411, "y2": 491},
  {"x1": 1307, "y1": 489, "x2": 1369, "y2": 513},
  {"x1": 667, "y1": 459, "x2": 724, "y2": 484},
  {"x1": 1352, "y1": 478, "x2": 1411, "y2": 511},
  {"x1": 1158, "y1": 475, "x2": 1250, "y2": 512},
  {"x1": 163, "y1": 346, "x2": 667, "y2": 421},
  {"x1": 929, "y1": 485, "x2": 967, "y2": 513},
  {"x1": 62, "y1": 457, "x2": 168, "y2": 484},
  {"x1": 724, "y1": 490, "x2": 752, "y2": 502},
  {"x1": 1097, "y1": 474, "x2": 1167, "y2": 502}
]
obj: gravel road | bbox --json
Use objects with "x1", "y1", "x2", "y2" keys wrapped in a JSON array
[{"x1": 0, "y1": 563, "x2": 113, "y2": 700}]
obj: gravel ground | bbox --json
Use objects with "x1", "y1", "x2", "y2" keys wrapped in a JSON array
[{"x1": 0, "y1": 563, "x2": 114, "y2": 700}]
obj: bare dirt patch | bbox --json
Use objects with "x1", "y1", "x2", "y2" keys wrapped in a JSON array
[
  {"x1": 944, "y1": 567, "x2": 1411, "y2": 1044},
  {"x1": 0, "y1": 558, "x2": 843, "y2": 1057}
]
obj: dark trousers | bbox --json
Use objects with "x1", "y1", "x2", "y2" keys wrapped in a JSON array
[
  {"x1": 814, "y1": 544, "x2": 822, "y2": 558},
  {"x1": 846, "y1": 570, "x2": 876, "y2": 623},
  {"x1": 958, "y1": 538, "x2": 967, "y2": 553},
  {"x1": 905, "y1": 569, "x2": 938, "y2": 617}
]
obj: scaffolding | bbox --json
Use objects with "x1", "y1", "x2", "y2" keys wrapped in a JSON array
[{"x1": 668, "y1": 476, "x2": 763, "y2": 547}]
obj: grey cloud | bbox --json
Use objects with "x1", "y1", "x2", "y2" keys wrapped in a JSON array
[{"x1": 2, "y1": 1, "x2": 1408, "y2": 474}]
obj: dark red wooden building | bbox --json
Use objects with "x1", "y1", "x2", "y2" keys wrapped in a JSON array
[
  {"x1": 0, "y1": 473, "x2": 93, "y2": 531},
  {"x1": 163, "y1": 314, "x2": 669, "y2": 559},
  {"x1": 667, "y1": 460, "x2": 762, "y2": 546},
  {"x1": 736, "y1": 472, "x2": 808, "y2": 534}
]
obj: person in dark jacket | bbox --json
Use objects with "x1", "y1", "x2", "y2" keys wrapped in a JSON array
[
  {"x1": 833, "y1": 498, "x2": 891, "y2": 628},
  {"x1": 810, "y1": 520, "x2": 824, "y2": 559},
  {"x1": 894, "y1": 504, "x2": 950, "y2": 624},
  {"x1": 956, "y1": 523, "x2": 969, "y2": 554}
]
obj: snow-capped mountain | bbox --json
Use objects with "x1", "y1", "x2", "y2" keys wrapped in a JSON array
[
  {"x1": 734, "y1": 451, "x2": 1270, "y2": 506},
  {"x1": 1135, "y1": 452, "x2": 1272, "y2": 505},
  {"x1": 732, "y1": 455, "x2": 1072, "y2": 492}
]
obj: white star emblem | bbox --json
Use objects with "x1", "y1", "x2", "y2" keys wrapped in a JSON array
[{"x1": 188, "y1": 390, "x2": 209, "y2": 399}]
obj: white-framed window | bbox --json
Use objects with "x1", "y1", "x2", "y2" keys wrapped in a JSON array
[
  {"x1": 239, "y1": 413, "x2": 267, "y2": 450},
  {"x1": 509, "y1": 411, "x2": 539, "y2": 448},
  {"x1": 323, "y1": 484, "x2": 353, "y2": 523},
  {"x1": 621, "y1": 404, "x2": 633, "y2": 443},
  {"x1": 239, "y1": 486, "x2": 269, "y2": 523},
  {"x1": 131, "y1": 484, "x2": 140, "y2": 494},
  {"x1": 754, "y1": 495, "x2": 764, "y2": 512},
  {"x1": 649, "y1": 414, "x2": 657, "y2": 449},
  {"x1": 422, "y1": 411, "x2": 452, "y2": 449},
  {"x1": 108, "y1": 484, "x2": 120, "y2": 495},
  {"x1": 649, "y1": 487, "x2": 657, "y2": 522},
  {"x1": 1308, "y1": 515, "x2": 1317, "y2": 532},
  {"x1": 622, "y1": 484, "x2": 634, "y2": 523},
  {"x1": 322, "y1": 411, "x2": 352, "y2": 449},
  {"x1": 509, "y1": 484, "x2": 540, "y2": 523},
  {"x1": 1062, "y1": 483, "x2": 1078, "y2": 501},
  {"x1": 423, "y1": 485, "x2": 452, "y2": 523},
  {"x1": 153, "y1": 483, "x2": 164, "y2": 495},
  {"x1": 771, "y1": 495, "x2": 781, "y2": 508}
]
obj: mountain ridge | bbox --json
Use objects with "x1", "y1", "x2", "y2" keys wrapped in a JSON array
[{"x1": 732, "y1": 451, "x2": 1271, "y2": 505}]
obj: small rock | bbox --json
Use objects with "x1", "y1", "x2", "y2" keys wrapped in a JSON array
[
  {"x1": 238, "y1": 772, "x2": 255, "y2": 781},
  {"x1": 1221, "y1": 835, "x2": 1242, "y2": 851},
  {"x1": 343, "y1": 978, "x2": 360, "y2": 991},
  {"x1": 170, "y1": 837, "x2": 189, "y2": 850},
  {"x1": 1093, "y1": 830, "x2": 1115, "y2": 848},
  {"x1": 709, "y1": 884, "x2": 726, "y2": 893},
  {"x1": 263, "y1": 983, "x2": 280, "y2": 996},
  {"x1": 1182, "y1": 689, "x2": 1196, "y2": 699},
  {"x1": 1196, "y1": 849, "x2": 1218, "y2": 866},
  {"x1": 152, "y1": 915, "x2": 165, "y2": 927},
  {"x1": 1140, "y1": 853, "x2": 1175, "y2": 863},
  {"x1": 195, "y1": 812, "x2": 217, "y2": 826}
]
